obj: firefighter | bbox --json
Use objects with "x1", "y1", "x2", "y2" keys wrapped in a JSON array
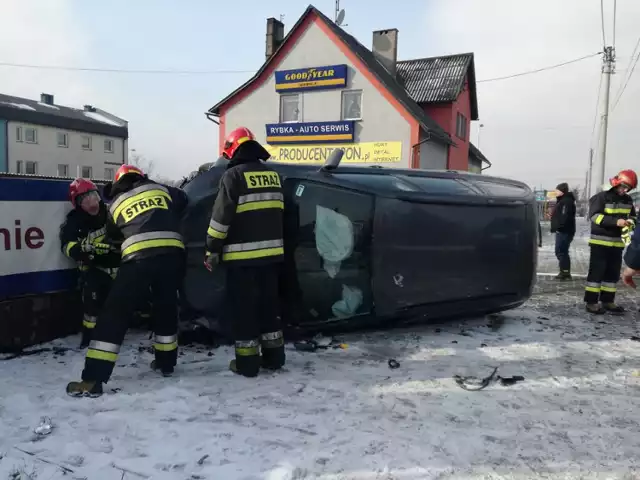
[
  {"x1": 584, "y1": 169, "x2": 637, "y2": 314},
  {"x1": 204, "y1": 126, "x2": 285, "y2": 378},
  {"x1": 66, "y1": 165, "x2": 188, "y2": 397},
  {"x1": 59, "y1": 179, "x2": 120, "y2": 348}
]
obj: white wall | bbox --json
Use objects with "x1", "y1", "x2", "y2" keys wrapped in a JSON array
[
  {"x1": 7, "y1": 120, "x2": 125, "y2": 179},
  {"x1": 223, "y1": 20, "x2": 413, "y2": 168}
]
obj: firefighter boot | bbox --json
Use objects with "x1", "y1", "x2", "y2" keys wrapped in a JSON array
[
  {"x1": 150, "y1": 360, "x2": 174, "y2": 377},
  {"x1": 260, "y1": 331, "x2": 285, "y2": 371},
  {"x1": 603, "y1": 303, "x2": 625, "y2": 314},
  {"x1": 66, "y1": 380, "x2": 103, "y2": 398},
  {"x1": 231, "y1": 340, "x2": 261, "y2": 377},
  {"x1": 585, "y1": 303, "x2": 605, "y2": 314}
]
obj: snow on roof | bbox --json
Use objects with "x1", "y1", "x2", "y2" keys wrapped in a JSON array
[
  {"x1": 37, "y1": 101, "x2": 60, "y2": 110},
  {"x1": 83, "y1": 110, "x2": 122, "y2": 126},
  {"x1": 0, "y1": 101, "x2": 36, "y2": 111}
]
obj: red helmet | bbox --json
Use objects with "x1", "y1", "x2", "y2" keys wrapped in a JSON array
[
  {"x1": 610, "y1": 169, "x2": 638, "y2": 191},
  {"x1": 69, "y1": 178, "x2": 98, "y2": 208},
  {"x1": 114, "y1": 164, "x2": 145, "y2": 183},
  {"x1": 222, "y1": 126, "x2": 256, "y2": 159}
]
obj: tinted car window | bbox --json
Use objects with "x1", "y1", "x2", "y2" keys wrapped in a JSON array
[
  {"x1": 398, "y1": 175, "x2": 479, "y2": 195},
  {"x1": 336, "y1": 173, "x2": 420, "y2": 192},
  {"x1": 473, "y1": 180, "x2": 529, "y2": 197}
]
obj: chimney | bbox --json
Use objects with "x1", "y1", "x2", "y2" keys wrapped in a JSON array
[
  {"x1": 84, "y1": 104, "x2": 96, "y2": 112},
  {"x1": 40, "y1": 93, "x2": 54, "y2": 105},
  {"x1": 265, "y1": 17, "x2": 285, "y2": 60},
  {"x1": 372, "y1": 29, "x2": 398, "y2": 76}
]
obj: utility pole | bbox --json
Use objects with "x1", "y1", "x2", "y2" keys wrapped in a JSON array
[
  {"x1": 586, "y1": 148, "x2": 594, "y2": 199},
  {"x1": 594, "y1": 46, "x2": 616, "y2": 192}
]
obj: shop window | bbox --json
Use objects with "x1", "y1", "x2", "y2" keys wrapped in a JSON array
[
  {"x1": 286, "y1": 180, "x2": 374, "y2": 321},
  {"x1": 279, "y1": 94, "x2": 301, "y2": 123},
  {"x1": 456, "y1": 112, "x2": 467, "y2": 140},
  {"x1": 341, "y1": 90, "x2": 362, "y2": 120}
]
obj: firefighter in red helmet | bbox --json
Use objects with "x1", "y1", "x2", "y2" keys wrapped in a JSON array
[
  {"x1": 59, "y1": 178, "x2": 120, "y2": 348},
  {"x1": 204, "y1": 126, "x2": 285, "y2": 377},
  {"x1": 584, "y1": 169, "x2": 638, "y2": 314},
  {"x1": 66, "y1": 164, "x2": 188, "y2": 397}
]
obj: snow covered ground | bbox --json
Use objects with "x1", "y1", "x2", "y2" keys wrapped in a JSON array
[{"x1": 2, "y1": 222, "x2": 640, "y2": 479}]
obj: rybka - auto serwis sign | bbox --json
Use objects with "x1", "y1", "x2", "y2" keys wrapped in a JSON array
[
  {"x1": 266, "y1": 121, "x2": 354, "y2": 145},
  {"x1": 274, "y1": 65, "x2": 348, "y2": 92}
]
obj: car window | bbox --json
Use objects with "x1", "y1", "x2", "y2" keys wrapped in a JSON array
[
  {"x1": 182, "y1": 169, "x2": 221, "y2": 203},
  {"x1": 398, "y1": 175, "x2": 479, "y2": 195},
  {"x1": 472, "y1": 180, "x2": 529, "y2": 197},
  {"x1": 336, "y1": 173, "x2": 420, "y2": 192}
]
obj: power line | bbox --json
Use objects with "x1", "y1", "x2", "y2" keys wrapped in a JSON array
[
  {"x1": 601, "y1": 0, "x2": 607, "y2": 46},
  {"x1": 0, "y1": 61, "x2": 253, "y2": 75},
  {"x1": 0, "y1": 52, "x2": 603, "y2": 83},
  {"x1": 476, "y1": 52, "x2": 602, "y2": 83},
  {"x1": 611, "y1": 34, "x2": 640, "y2": 111}
]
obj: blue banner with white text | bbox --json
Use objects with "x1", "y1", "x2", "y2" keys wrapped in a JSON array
[{"x1": 265, "y1": 121, "x2": 355, "y2": 145}]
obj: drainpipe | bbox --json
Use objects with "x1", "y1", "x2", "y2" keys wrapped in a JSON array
[{"x1": 410, "y1": 132, "x2": 431, "y2": 168}]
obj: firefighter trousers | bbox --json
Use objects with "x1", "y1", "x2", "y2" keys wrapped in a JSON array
[
  {"x1": 584, "y1": 244, "x2": 623, "y2": 304},
  {"x1": 80, "y1": 268, "x2": 115, "y2": 346},
  {"x1": 81, "y1": 252, "x2": 184, "y2": 383},
  {"x1": 226, "y1": 264, "x2": 285, "y2": 377}
]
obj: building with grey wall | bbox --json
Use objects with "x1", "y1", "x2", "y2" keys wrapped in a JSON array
[{"x1": 0, "y1": 93, "x2": 128, "y2": 179}]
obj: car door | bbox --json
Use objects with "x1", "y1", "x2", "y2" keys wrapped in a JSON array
[{"x1": 282, "y1": 178, "x2": 375, "y2": 325}]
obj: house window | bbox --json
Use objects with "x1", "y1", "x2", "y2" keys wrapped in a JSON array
[
  {"x1": 456, "y1": 112, "x2": 467, "y2": 140},
  {"x1": 81, "y1": 135, "x2": 92, "y2": 150},
  {"x1": 57, "y1": 132, "x2": 69, "y2": 148},
  {"x1": 26, "y1": 161, "x2": 38, "y2": 175},
  {"x1": 81, "y1": 166, "x2": 93, "y2": 178},
  {"x1": 104, "y1": 139, "x2": 114, "y2": 153},
  {"x1": 104, "y1": 167, "x2": 114, "y2": 180},
  {"x1": 16, "y1": 126, "x2": 23, "y2": 142},
  {"x1": 341, "y1": 90, "x2": 363, "y2": 121},
  {"x1": 25, "y1": 128, "x2": 37, "y2": 144},
  {"x1": 279, "y1": 94, "x2": 301, "y2": 123},
  {"x1": 58, "y1": 164, "x2": 69, "y2": 177},
  {"x1": 16, "y1": 161, "x2": 23, "y2": 173}
]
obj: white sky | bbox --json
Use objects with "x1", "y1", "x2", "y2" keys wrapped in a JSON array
[{"x1": 1, "y1": 0, "x2": 638, "y2": 193}]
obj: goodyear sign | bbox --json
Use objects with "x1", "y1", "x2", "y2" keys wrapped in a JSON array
[
  {"x1": 266, "y1": 141, "x2": 402, "y2": 164},
  {"x1": 275, "y1": 64, "x2": 348, "y2": 92},
  {"x1": 265, "y1": 121, "x2": 354, "y2": 145}
]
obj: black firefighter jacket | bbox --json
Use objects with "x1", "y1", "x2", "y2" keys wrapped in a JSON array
[
  {"x1": 102, "y1": 176, "x2": 188, "y2": 263},
  {"x1": 588, "y1": 188, "x2": 636, "y2": 248},
  {"x1": 205, "y1": 155, "x2": 284, "y2": 267},
  {"x1": 550, "y1": 192, "x2": 576, "y2": 235},
  {"x1": 59, "y1": 202, "x2": 121, "y2": 271}
]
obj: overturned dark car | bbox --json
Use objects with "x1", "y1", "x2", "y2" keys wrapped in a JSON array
[{"x1": 178, "y1": 152, "x2": 537, "y2": 335}]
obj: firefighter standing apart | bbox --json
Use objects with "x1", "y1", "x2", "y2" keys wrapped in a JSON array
[
  {"x1": 60, "y1": 179, "x2": 120, "y2": 347},
  {"x1": 585, "y1": 169, "x2": 637, "y2": 314},
  {"x1": 205, "y1": 127, "x2": 286, "y2": 377},
  {"x1": 67, "y1": 165, "x2": 188, "y2": 397}
]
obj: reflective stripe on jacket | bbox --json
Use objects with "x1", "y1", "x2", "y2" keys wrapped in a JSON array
[
  {"x1": 205, "y1": 158, "x2": 284, "y2": 266},
  {"x1": 588, "y1": 189, "x2": 636, "y2": 248},
  {"x1": 106, "y1": 179, "x2": 187, "y2": 262}
]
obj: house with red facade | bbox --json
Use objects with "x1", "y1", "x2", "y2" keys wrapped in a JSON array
[{"x1": 208, "y1": 5, "x2": 491, "y2": 172}]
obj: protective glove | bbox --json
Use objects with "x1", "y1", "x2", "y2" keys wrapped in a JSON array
[
  {"x1": 93, "y1": 242, "x2": 113, "y2": 255},
  {"x1": 204, "y1": 251, "x2": 220, "y2": 272},
  {"x1": 622, "y1": 219, "x2": 636, "y2": 246}
]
